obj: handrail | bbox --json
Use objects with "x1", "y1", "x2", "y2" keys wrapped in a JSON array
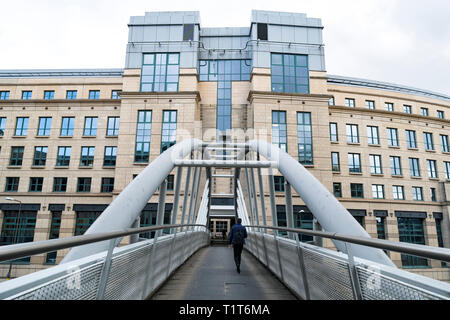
[
  {"x1": 0, "y1": 224, "x2": 208, "y2": 264},
  {"x1": 245, "y1": 225, "x2": 450, "y2": 263}
]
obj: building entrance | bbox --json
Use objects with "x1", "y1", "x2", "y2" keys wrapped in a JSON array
[{"x1": 209, "y1": 218, "x2": 235, "y2": 239}]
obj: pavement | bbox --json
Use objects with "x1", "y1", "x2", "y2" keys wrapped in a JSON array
[{"x1": 151, "y1": 245, "x2": 297, "y2": 300}]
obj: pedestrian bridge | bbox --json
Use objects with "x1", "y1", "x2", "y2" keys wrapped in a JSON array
[{"x1": 0, "y1": 139, "x2": 449, "y2": 300}]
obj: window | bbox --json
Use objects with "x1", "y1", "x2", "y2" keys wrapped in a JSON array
[
  {"x1": 80, "y1": 147, "x2": 95, "y2": 167},
  {"x1": 387, "y1": 128, "x2": 399, "y2": 147},
  {"x1": 329, "y1": 123, "x2": 338, "y2": 142},
  {"x1": 367, "y1": 126, "x2": 379, "y2": 145},
  {"x1": 423, "y1": 132, "x2": 434, "y2": 151},
  {"x1": 198, "y1": 59, "x2": 251, "y2": 82},
  {"x1": 56, "y1": 146, "x2": 71, "y2": 167},
  {"x1": 406, "y1": 130, "x2": 417, "y2": 149},
  {"x1": 89, "y1": 90, "x2": 100, "y2": 99},
  {"x1": 75, "y1": 212, "x2": 101, "y2": 235},
  {"x1": 10, "y1": 146, "x2": 24, "y2": 166},
  {"x1": 37, "y1": 117, "x2": 52, "y2": 136},
  {"x1": 333, "y1": 183, "x2": 342, "y2": 198},
  {"x1": 372, "y1": 185, "x2": 384, "y2": 199},
  {"x1": 107, "y1": 117, "x2": 120, "y2": 136},
  {"x1": 346, "y1": 124, "x2": 359, "y2": 143},
  {"x1": 437, "y1": 110, "x2": 444, "y2": 119},
  {"x1": 393, "y1": 186, "x2": 405, "y2": 200},
  {"x1": 345, "y1": 98, "x2": 355, "y2": 108},
  {"x1": 83, "y1": 117, "x2": 98, "y2": 136},
  {"x1": 166, "y1": 175, "x2": 175, "y2": 191},
  {"x1": 385, "y1": 102, "x2": 394, "y2": 112},
  {"x1": 22, "y1": 91, "x2": 32, "y2": 100},
  {"x1": 350, "y1": 183, "x2": 364, "y2": 198},
  {"x1": 446, "y1": 162, "x2": 450, "y2": 180},
  {"x1": 272, "y1": 111, "x2": 287, "y2": 152},
  {"x1": 33, "y1": 146, "x2": 48, "y2": 166},
  {"x1": 390, "y1": 156, "x2": 402, "y2": 176},
  {"x1": 0, "y1": 117, "x2": 6, "y2": 136},
  {"x1": 101, "y1": 178, "x2": 115, "y2": 193},
  {"x1": 46, "y1": 212, "x2": 61, "y2": 264},
  {"x1": 77, "y1": 177, "x2": 92, "y2": 193},
  {"x1": 412, "y1": 187, "x2": 423, "y2": 201},
  {"x1": 29, "y1": 177, "x2": 44, "y2": 192},
  {"x1": 409, "y1": 158, "x2": 421, "y2": 177},
  {"x1": 369, "y1": 155, "x2": 383, "y2": 174},
  {"x1": 297, "y1": 112, "x2": 313, "y2": 165},
  {"x1": 161, "y1": 110, "x2": 177, "y2": 152},
  {"x1": 111, "y1": 90, "x2": 121, "y2": 99},
  {"x1": 183, "y1": 23, "x2": 195, "y2": 41},
  {"x1": 398, "y1": 217, "x2": 428, "y2": 267},
  {"x1": 44, "y1": 90, "x2": 55, "y2": 100},
  {"x1": 53, "y1": 177, "x2": 68, "y2": 192},
  {"x1": 103, "y1": 146, "x2": 117, "y2": 167},
  {"x1": 15, "y1": 117, "x2": 29, "y2": 136},
  {"x1": 348, "y1": 153, "x2": 362, "y2": 173},
  {"x1": 376, "y1": 217, "x2": 386, "y2": 240},
  {"x1": 421, "y1": 107, "x2": 429, "y2": 116},
  {"x1": 427, "y1": 160, "x2": 438, "y2": 179},
  {"x1": 403, "y1": 105, "x2": 412, "y2": 114},
  {"x1": 365, "y1": 100, "x2": 375, "y2": 110},
  {"x1": 331, "y1": 152, "x2": 340, "y2": 172},
  {"x1": 5, "y1": 177, "x2": 19, "y2": 192},
  {"x1": 135, "y1": 110, "x2": 152, "y2": 163},
  {"x1": 66, "y1": 90, "x2": 77, "y2": 100},
  {"x1": 271, "y1": 53, "x2": 309, "y2": 94},
  {"x1": 440, "y1": 135, "x2": 449, "y2": 153},
  {"x1": 435, "y1": 218, "x2": 448, "y2": 268},
  {"x1": 328, "y1": 97, "x2": 335, "y2": 106},
  {"x1": 60, "y1": 117, "x2": 75, "y2": 137},
  {"x1": 274, "y1": 176, "x2": 285, "y2": 192},
  {"x1": 430, "y1": 188, "x2": 437, "y2": 202},
  {"x1": 257, "y1": 23, "x2": 268, "y2": 40},
  {"x1": 0, "y1": 91, "x2": 10, "y2": 100},
  {"x1": 141, "y1": 53, "x2": 180, "y2": 92}
]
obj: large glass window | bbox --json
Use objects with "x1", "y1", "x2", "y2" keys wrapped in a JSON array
[
  {"x1": 89, "y1": 90, "x2": 100, "y2": 100},
  {"x1": 0, "y1": 117, "x2": 6, "y2": 136},
  {"x1": 77, "y1": 178, "x2": 92, "y2": 193},
  {"x1": 427, "y1": 159, "x2": 438, "y2": 179},
  {"x1": 141, "y1": 53, "x2": 180, "y2": 92},
  {"x1": 198, "y1": 60, "x2": 251, "y2": 82},
  {"x1": 412, "y1": 187, "x2": 423, "y2": 201},
  {"x1": 83, "y1": 117, "x2": 98, "y2": 136},
  {"x1": 445, "y1": 162, "x2": 450, "y2": 179},
  {"x1": 423, "y1": 132, "x2": 434, "y2": 151},
  {"x1": 403, "y1": 105, "x2": 412, "y2": 114},
  {"x1": 329, "y1": 123, "x2": 338, "y2": 142},
  {"x1": 271, "y1": 53, "x2": 309, "y2": 94},
  {"x1": 385, "y1": 102, "x2": 394, "y2": 112},
  {"x1": 46, "y1": 212, "x2": 61, "y2": 264},
  {"x1": 57, "y1": 146, "x2": 71, "y2": 167},
  {"x1": 161, "y1": 110, "x2": 177, "y2": 152},
  {"x1": 22, "y1": 91, "x2": 32, "y2": 100},
  {"x1": 107, "y1": 117, "x2": 120, "y2": 136},
  {"x1": 440, "y1": 135, "x2": 449, "y2": 153},
  {"x1": 135, "y1": 110, "x2": 152, "y2": 163},
  {"x1": 372, "y1": 185, "x2": 385, "y2": 199},
  {"x1": 37, "y1": 117, "x2": 52, "y2": 136},
  {"x1": 5, "y1": 177, "x2": 19, "y2": 192},
  {"x1": 421, "y1": 107, "x2": 429, "y2": 117},
  {"x1": 0, "y1": 91, "x2": 10, "y2": 100},
  {"x1": 103, "y1": 146, "x2": 117, "y2": 167},
  {"x1": 297, "y1": 112, "x2": 313, "y2": 165},
  {"x1": 437, "y1": 110, "x2": 445, "y2": 119},
  {"x1": 398, "y1": 217, "x2": 428, "y2": 267},
  {"x1": 365, "y1": 100, "x2": 375, "y2": 110},
  {"x1": 390, "y1": 156, "x2": 402, "y2": 176},
  {"x1": 409, "y1": 158, "x2": 421, "y2": 177},
  {"x1": 393, "y1": 185, "x2": 405, "y2": 200},
  {"x1": 101, "y1": 178, "x2": 115, "y2": 193},
  {"x1": 346, "y1": 124, "x2": 359, "y2": 143},
  {"x1": 15, "y1": 117, "x2": 29, "y2": 136},
  {"x1": 44, "y1": 90, "x2": 54, "y2": 100},
  {"x1": 369, "y1": 155, "x2": 383, "y2": 174},
  {"x1": 367, "y1": 126, "x2": 380, "y2": 145},
  {"x1": 29, "y1": 177, "x2": 44, "y2": 192},
  {"x1": 53, "y1": 177, "x2": 68, "y2": 192},
  {"x1": 331, "y1": 152, "x2": 340, "y2": 172},
  {"x1": 345, "y1": 98, "x2": 355, "y2": 108},
  {"x1": 333, "y1": 183, "x2": 342, "y2": 198},
  {"x1": 406, "y1": 130, "x2": 417, "y2": 149},
  {"x1": 350, "y1": 183, "x2": 364, "y2": 198},
  {"x1": 376, "y1": 217, "x2": 386, "y2": 239},
  {"x1": 111, "y1": 90, "x2": 121, "y2": 99},
  {"x1": 66, "y1": 90, "x2": 77, "y2": 100},
  {"x1": 348, "y1": 153, "x2": 361, "y2": 173},
  {"x1": 387, "y1": 128, "x2": 399, "y2": 147},
  {"x1": 33, "y1": 146, "x2": 48, "y2": 166},
  {"x1": 75, "y1": 212, "x2": 100, "y2": 235},
  {"x1": 10, "y1": 146, "x2": 24, "y2": 166},
  {"x1": 60, "y1": 117, "x2": 75, "y2": 137},
  {"x1": 272, "y1": 111, "x2": 287, "y2": 152},
  {"x1": 80, "y1": 147, "x2": 95, "y2": 167},
  {"x1": 274, "y1": 176, "x2": 285, "y2": 192}
]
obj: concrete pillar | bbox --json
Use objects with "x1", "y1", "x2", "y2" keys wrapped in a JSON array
[{"x1": 30, "y1": 210, "x2": 51, "y2": 265}]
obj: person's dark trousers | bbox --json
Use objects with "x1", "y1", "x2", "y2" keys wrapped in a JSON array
[{"x1": 233, "y1": 244, "x2": 244, "y2": 271}]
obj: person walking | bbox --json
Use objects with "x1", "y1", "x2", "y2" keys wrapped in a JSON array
[{"x1": 228, "y1": 218, "x2": 247, "y2": 273}]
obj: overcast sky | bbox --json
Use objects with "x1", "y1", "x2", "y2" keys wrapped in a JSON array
[{"x1": 0, "y1": 0, "x2": 449, "y2": 95}]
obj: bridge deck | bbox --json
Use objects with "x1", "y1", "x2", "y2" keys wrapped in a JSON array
[{"x1": 151, "y1": 245, "x2": 297, "y2": 300}]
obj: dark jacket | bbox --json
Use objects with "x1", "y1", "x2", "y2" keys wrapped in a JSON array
[{"x1": 228, "y1": 223, "x2": 248, "y2": 245}]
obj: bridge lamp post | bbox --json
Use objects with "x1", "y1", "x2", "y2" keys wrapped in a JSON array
[{"x1": 5, "y1": 197, "x2": 22, "y2": 280}]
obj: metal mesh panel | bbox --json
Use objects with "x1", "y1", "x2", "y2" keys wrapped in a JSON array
[
  {"x1": 13, "y1": 262, "x2": 103, "y2": 300},
  {"x1": 277, "y1": 239, "x2": 303, "y2": 295},
  {"x1": 302, "y1": 247, "x2": 355, "y2": 300},
  {"x1": 357, "y1": 266, "x2": 448, "y2": 300}
]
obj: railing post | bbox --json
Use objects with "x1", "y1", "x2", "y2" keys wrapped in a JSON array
[
  {"x1": 166, "y1": 226, "x2": 178, "y2": 278},
  {"x1": 345, "y1": 243, "x2": 363, "y2": 300},
  {"x1": 96, "y1": 238, "x2": 116, "y2": 300},
  {"x1": 267, "y1": 168, "x2": 278, "y2": 234},
  {"x1": 130, "y1": 217, "x2": 140, "y2": 244},
  {"x1": 284, "y1": 181, "x2": 295, "y2": 240},
  {"x1": 295, "y1": 234, "x2": 311, "y2": 300},
  {"x1": 191, "y1": 167, "x2": 202, "y2": 229},
  {"x1": 313, "y1": 219, "x2": 323, "y2": 247},
  {"x1": 243, "y1": 168, "x2": 258, "y2": 258},
  {"x1": 180, "y1": 167, "x2": 192, "y2": 232},
  {"x1": 187, "y1": 166, "x2": 199, "y2": 232},
  {"x1": 170, "y1": 167, "x2": 183, "y2": 233},
  {"x1": 273, "y1": 231, "x2": 284, "y2": 282},
  {"x1": 256, "y1": 165, "x2": 269, "y2": 267},
  {"x1": 156, "y1": 179, "x2": 167, "y2": 238},
  {"x1": 249, "y1": 167, "x2": 262, "y2": 260}
]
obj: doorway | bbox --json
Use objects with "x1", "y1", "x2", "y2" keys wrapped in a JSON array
[{"x1": 209, "y1": 218, "x2": 235, "y2": 239}]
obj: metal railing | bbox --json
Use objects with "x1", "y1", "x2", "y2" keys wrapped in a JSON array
[
  {"x1": 243, "y1": 225, "x2": 450, "y2": 300},
  {"x1": 0, "y1": 224, "x2": 210, "y2": 300}
]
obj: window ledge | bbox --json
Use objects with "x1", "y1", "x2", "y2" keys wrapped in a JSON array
[
  {"x1": 368, "y1": 144, "x2": 381, "y2": 147},
  {"x1": 12, "y1": 135, "x2": 27, "y2": 138},
  {"x1": 105, "y1": 135, "x2": 118, "y2": 138},
  {"x1": 55, "y1": 166, "x2": 70, "y2": 169},
  {"x1": 102, "y1": 166, "x2": 116, "y2": 169},
  {"x1": 425, "y1": 149, "x2": 436, "y2": 153},
  {"x1": 303, "y1": 165, "x2": 315, "y2": 168},
  {"x1": 429, "y1": 178, "x2": 440, "y2": 181},
  {"x1": 7, "y1": 166, "x2": 22, "y2": 169},
  {"x1": 349, "y1": 172, "x2": 363, "y2": 175},
  {"x1": 347, "y1": 142, "x2": 360, "y2": 146},
  {"x1": 35, "y1": 136, "x2": 50, "y2": 138},
  {"x1": 332, "y1": 171, "x2": 341, "y2": 174},
  {"x1": 391, "y1": 175, "x2": 404, "y2": 178},
  {"x1": 82, "y1": 136, "x2": 97, "y2": 138},
  {"x1": 134, "y1": 163, "x2": 149, "y2": 166},
  {"x1": 371, "y1": 174, "x2": 384, "y2": 177},
  {"x1": 443, "y1": 151, "x2": 450, "y2": 155},
  {"x1": 411, "y1": 176, "x2": 422, "y2": 179},
  {"x1": 407, "y1": 148, "x2": 419, "y2": 151},
  {"x1": 330, "y1": 141, "x2": 339, "y2": 144},
  {"x1": 388, "y1": 145, "x2": 400, "y2": 149},
  {"x1": 59, "y1": 136, "x2": 73, "y2": 138},
  {"x1": 31, "y1": 166, "x2": 46, "y2": 169},
  {"x1": 79, "y1": 166, "x2": 94, "y2": 169}
]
